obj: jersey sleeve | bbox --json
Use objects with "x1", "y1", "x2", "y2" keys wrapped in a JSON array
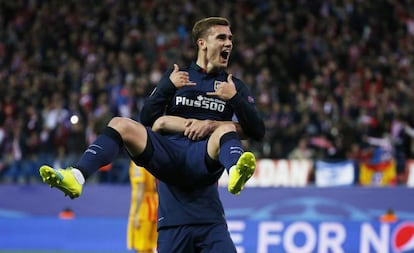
[
  {"x1": 140, "y1": 69, "x2": 176, "y2": 127},
  {"x1": 228, "y1": 79, "x2": 265, "y2": 140}
]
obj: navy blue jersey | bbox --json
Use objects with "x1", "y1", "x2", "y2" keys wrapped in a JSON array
[
  {"x1": 141, "y1": 62, "x2": 265, "y2": 140},
  {"x1": 139, "y1": 129, "x2": 225, "y2": 228},
  {"x1": 157, "y1": 182, "x2": 226, "y2": 229},
  {"x1": 139, "y1": 62, "x2": 264, "y2": 229}
]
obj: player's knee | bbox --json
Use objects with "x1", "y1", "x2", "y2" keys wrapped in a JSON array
[
  {"x1": 108, "y1": 117, "x2": 134, "y2": 135},
  {"x1": 215, "y1": 123, "x2": 237, "y2": 136}
]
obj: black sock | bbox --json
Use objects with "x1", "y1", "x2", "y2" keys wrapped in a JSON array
[
  {"x1": 76, "y1": 127, "x2": 123, "y2": 179},
  {"x1": 218, "y1": 132, "x2": 244, "y2": 173}
]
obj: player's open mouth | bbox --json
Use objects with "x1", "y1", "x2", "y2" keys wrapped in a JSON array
[{"x1": 220, "y1": 51, "x2": 229, "y2": 60}]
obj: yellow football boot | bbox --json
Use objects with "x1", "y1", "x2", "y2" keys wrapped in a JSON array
[
  {"x1": 39, "y1": 166, "x2": 83, "y2": 199},
  {"x1": 228, "y1": 152, "x2": 256, "y2": 195}
]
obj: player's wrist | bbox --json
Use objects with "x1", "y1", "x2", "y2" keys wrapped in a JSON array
[{"x1": 205, "y1": 119, "x2": 217, "y2": 133}]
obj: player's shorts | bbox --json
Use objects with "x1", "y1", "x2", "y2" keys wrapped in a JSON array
[
  {"x1": 135, "y1": 129, "x2": 223, "y2": 187},
  {"x1": 157, "y1": 223, "x2": 236, "y2": 253},
  {"x1": 127, "y1": 219, "x2": 157, "y2": 251}
]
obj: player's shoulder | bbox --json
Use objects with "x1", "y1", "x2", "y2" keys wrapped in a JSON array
[
  {"x1": 231, "y1": 74, "x2": 243, "y2": 83},
  {"x1": 229, "y1": 74, "x2": 247, "y2": 89}
]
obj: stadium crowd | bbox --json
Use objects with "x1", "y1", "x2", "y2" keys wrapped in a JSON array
[{"x1": 0, "y1": 0, "x2": 414, "y2": 184}]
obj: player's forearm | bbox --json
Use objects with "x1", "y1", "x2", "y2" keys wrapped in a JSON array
[
  {"x1": 228, "y1": 92, "x2": 265, "y2": 141},
  {"x1": 140, "y1": 70, "x2": 176, "y2": 127},
  {"x1": 152, "y1": 115, "x2": 246, "y2": 138},
  {"x1": 152, "y1": 115, "x2": 186, "y2": 133},
  {"x1": 206, "y1": 120, "x2": 246, "y2": 138}
]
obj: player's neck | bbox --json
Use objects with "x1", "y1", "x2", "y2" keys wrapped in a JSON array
[{"x1": 195, "y1": 59, "x2": 222, "y2": 74}]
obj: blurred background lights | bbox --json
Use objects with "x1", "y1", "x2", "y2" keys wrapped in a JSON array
[{"x1": 70, "y1": 115, "x2": 79, "y2": 125}]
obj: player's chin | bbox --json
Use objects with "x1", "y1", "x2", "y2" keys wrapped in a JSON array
[{"x1": 217, "y1": 61, "x2": 228, "y2": 68}]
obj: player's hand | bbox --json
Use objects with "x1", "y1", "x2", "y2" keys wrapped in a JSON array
[
  {"x1": 169, "y1": 64, "x2": 196, "y2": 89},
  {"x1": 184, "y1": 119, "x2": 213, "y2": 141},
  {"x1": 206, "y1": 74, "x2": 236, "y2": 100}
]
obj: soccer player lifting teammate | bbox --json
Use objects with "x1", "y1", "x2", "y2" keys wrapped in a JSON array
[
  {"x1": 39, "y1": 17, "x2": 264, "y2": 198},
  {"x1": 40, "y1": 16, "x2": 265, "y2": 253}
]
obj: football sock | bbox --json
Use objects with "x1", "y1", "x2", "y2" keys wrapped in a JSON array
[
  {"x1": 71, "y1": 168, "x2": 85, "y2": 184},
  {"x1": 218, "y1": 132, "x2": 244, "y2": 173},
  {"x1": 76, "y1": 126, "x2": 123, "y2": 179}
]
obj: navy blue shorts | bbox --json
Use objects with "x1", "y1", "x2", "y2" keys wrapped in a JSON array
[
  {"x1": 136, "y1": 129, "x2": 223, "y2": 187},
  {"x1": 157, "y1": 223, "x2": 236, "y2": 253}
]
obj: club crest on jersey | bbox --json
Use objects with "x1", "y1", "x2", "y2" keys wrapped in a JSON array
[{"x1": 214, "y1": 80, "x2": 222, "y2": 91}]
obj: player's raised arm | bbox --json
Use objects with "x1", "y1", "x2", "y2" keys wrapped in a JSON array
[
  {"x1": 169, "y1": 64, "x2": 196, "y2": 89},
  {"x1": 206, "y1": 74, "x2": 236, "y2": 100},
  {"x1": 141, "y1": 64, "x2": 196, "y2": 127},
  {"x1": 207, "y1": 74, "x2": 265, "y2": 141}
]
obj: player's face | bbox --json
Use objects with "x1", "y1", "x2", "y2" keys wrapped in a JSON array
[{"x1": 203, "y1": 25, "x2": 233, "y2": 70}]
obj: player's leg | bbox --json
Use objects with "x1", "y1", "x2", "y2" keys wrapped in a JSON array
[
  {"x1": 39, "y1": 117, "x2": 148, "y2": 198},
  {"x1": 130, "y1": 129, "x2": 193, "y2": 186},
  {"x1": 148, "y1": 220, "x2": 158, "y2": 253},
  {"x1": 132, "y1": 220, "x2": 157, "y2": 253},
  {"x1": 196, "y1": 223, "x2": 237, "y2": 253},
  {"x1": 157, "y1": 226, "x2": 196, "y2": 253},
  {"x1": 207, "y1": 124, "x2": 256, "y2": 195}
]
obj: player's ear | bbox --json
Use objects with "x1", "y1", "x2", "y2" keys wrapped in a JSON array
[{"x1": 198, "y1": 38, "x2": 207, "y2": 50}]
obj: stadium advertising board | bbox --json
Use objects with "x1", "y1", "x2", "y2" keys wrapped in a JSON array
[
  {"x1": 219, "y1": 158, "x2": 414, "y2": 187},
  {"x1": 3, "y1": 170, "x2": 414, "y2": 252},
  {"x1": 227, "y1": 220, "x2": 414, "y2": 253},
  {"x1": 219, "y1": 159, "x2": 313, "y2": 187}
]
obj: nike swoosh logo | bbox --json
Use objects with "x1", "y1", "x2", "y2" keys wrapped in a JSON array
[
  {"x1": 85, "y1": 149, "x2": 97, "y2": 155},
  {"x1": 90, "y1": 144, "x2": 103, "y2": 150},
  {"x1": 84, "y1": 144, "x2": 103, "y2": 155},
  {"x1": 158, "y1": 217, "x2": 165, "y2": 222}
]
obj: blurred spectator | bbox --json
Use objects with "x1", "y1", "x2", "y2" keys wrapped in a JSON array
[
  {"x1": 59, "y1": 207, "x2": 75, "y2": 220},
  {"x1": 379, "y1": 208, "x2": 398, "y2": 223},
  {"x1": 288, "y1": 137, "x2": 315, "y2": 160}
]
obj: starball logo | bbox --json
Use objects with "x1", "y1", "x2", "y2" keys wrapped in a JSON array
[{"x1": 392, "y1": 222, "x2": 414, "y2": 252}]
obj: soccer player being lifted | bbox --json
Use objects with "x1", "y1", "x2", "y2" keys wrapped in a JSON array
[{"x1": 39, "y1": 17, "x2": 264, "y2": 200}]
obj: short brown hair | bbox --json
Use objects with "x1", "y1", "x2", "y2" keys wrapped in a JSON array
[{"x1": 192, "y1": 17, "x2": 230, "y2": 45}]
